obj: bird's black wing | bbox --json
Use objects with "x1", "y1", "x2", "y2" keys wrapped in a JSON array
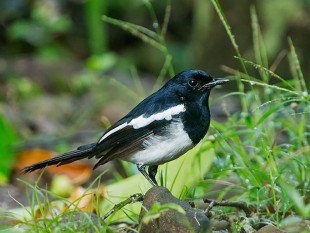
[
  {"x1": 88, "y1": 92, "x2": 183, "y2": 168},
  {"x1": 90, "y1": 118, "x2": 171, "y2": 168}
]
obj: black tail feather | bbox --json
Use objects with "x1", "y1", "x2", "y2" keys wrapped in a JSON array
[{"x1": 23, "y1": 146, "x2": 95, "y2": 173}]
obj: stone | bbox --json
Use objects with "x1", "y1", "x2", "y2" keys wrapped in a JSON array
[
  {"x1": 139, "y1": 186, "x2": 210, "y2": 233},
  {"x1": 257, "y1": 224, "x2": 284, "y2": 233}
]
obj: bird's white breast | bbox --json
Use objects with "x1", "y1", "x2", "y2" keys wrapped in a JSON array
[{"x1": 122, "y1": 120, "x2": 194, "y2": 165}]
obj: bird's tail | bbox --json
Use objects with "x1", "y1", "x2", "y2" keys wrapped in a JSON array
[{"x1": 23, "y1": 143, "x2": 96, "y2": 173}]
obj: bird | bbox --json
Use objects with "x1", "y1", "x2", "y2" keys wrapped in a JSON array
[{"x1": 23, "y1": 70, "x2": 229, "y2": 186}]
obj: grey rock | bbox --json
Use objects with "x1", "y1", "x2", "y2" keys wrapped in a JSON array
[
  {"x1": 257, "y1": 224, "x2": 284, "y2": 233},
  {"x1": 139, "y1": 186, "x2": 210, "y2": 233},
  {"x1": 280, "y1": 217, "x2": 310, "y2": 233},
  {"x1": 211, "y1": 219, "x2": 230, "y2": 231}
]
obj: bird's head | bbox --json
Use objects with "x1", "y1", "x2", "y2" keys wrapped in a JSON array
[{"x1": 165, "y1": 69, "x2": 229, "y2": 102}]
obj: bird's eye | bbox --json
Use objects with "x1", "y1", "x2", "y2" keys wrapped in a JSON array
[{"x1": 188, "y1": 79, "x2": 198, "y2": 87}]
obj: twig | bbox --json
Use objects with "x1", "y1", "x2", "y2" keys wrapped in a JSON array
[
  {"x1": 203, "y1": 198, "x2": 252, "y2": 217},
  {"x1": 203, "y1": 200, "x2": 215, "y2": 215},
  {"x1": 104, "y1": 193, "x2": 144, "y2": 220}
]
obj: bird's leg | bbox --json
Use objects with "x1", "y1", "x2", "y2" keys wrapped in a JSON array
[
  {"x1": 137, "y1": 164, "x2": 158, "y2": 186},
  {"x1": 148, "y1": 165, "x2": 158, "y2": 186}
]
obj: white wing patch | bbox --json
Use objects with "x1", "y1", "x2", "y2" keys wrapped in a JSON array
[
  {"x1": 130, "y1": 104, "x2": 185, "y2": 129},
  {"x1": 98, "y1": 104, "x2": 186, "y2": 143},
  {"x1": 98, "y1": 122, "x2": 128, "y2": 143}
]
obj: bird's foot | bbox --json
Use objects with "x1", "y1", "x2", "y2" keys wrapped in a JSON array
[{"x1": 137, "y1": 164, "x2": 158, "y2": 186}]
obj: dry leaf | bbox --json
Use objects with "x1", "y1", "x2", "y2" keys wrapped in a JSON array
[
  {"x1": 68, "y1": 185, "x2": 105, "y2": 214},
  {"x1": 48, "y1": 162, "x2": 92, "y2": 185},
  {"x1": 14, "y1": 148, "x2": 92, "y2": 185},
  {"x1": 14, "y1": 148, "x2": 53, "y2": 171}
]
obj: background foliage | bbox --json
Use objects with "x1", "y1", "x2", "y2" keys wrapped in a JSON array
[{"x1": 0, "y1": 0, "x2": 309, "y2": 231}]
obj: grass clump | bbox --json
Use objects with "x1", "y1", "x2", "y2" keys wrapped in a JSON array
[{"x1": 187, "y1": 0, "x2": 310, "y2": 227}]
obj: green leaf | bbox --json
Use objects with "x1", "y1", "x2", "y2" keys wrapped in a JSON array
[
  {"x1": 254, "y1": 104, "x2": 280, "y2": 127},
  {"x1": 0, "y1": 115, "x2": 16, "y2": 185},
  {"x1": 279, "y1": 180, "x2": 310, "y2": 217}
]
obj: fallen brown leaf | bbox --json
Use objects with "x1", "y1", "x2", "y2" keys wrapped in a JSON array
[
  {"x1": 67, "y1": 185, "x2": 105, "y2": 214},
  {"x1": 14, "y1": 148, "x2": 92, "y2": 185},
  {"x1": 14, "y1": 148, "x2": 53, "y2": 171}
]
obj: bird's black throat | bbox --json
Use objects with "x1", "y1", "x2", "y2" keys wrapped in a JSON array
[{"x1": 182, "y1": 93, "x2": 211, "y2": 144}]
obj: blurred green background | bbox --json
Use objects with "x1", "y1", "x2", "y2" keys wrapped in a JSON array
[
  {"x1": 1, "y1": 0, "x2": 310, "y2": 79},
  {"x1": 0, "y1": 0, "x2": 309, "y2": 183}
]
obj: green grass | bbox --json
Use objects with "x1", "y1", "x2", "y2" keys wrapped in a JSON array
[
  {"x1": 3, "y1": 0, "x2": 309, "y2": 232},
  {"x1": 187, "y1": 0, "x2": 310, "y2": 227},
  {"x1": 3, "y1": 176, "x2": 113, "y2": 232}
]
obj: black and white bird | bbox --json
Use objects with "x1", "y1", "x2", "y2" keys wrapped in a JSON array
[{"x1": 24, "y1": 70, "x2": 229, "y2": 186}]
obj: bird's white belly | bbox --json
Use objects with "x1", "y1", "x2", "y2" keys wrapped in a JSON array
[{"x1": 122, "y1": 121, "x2": 194, "y2": 165}]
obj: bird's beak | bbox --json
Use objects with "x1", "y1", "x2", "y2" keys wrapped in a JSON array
[{"x1": 202, "y1": 77, "x2": 229, "y2": 90}]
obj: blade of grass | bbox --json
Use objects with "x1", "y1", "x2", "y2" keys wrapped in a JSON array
[
  {"x1": 251, "y1": 6, "x2": 269, "y2": 83},
  {"x1": 144, "y1": 0, "x2": 161, "y2": 35},
  {"x1": 161, "y1": 0, "x2": 171, "y2": 39},
  {"x1": 143, "y1": 0, "x2": 174, "y2": 77},
  {"x1": 130, "y1": 66, "x2": 146, "y2": 97},
  {"x1": 279, "y1": 179, "x2": 310, "y2": 217},
  {"x1": 152, "y1": 54, "x2": 172, "y2": 92},
  {"x1": 211, "y1": 0, "x2": 248, "y2": 111},
  {"x1": 102, "y1": 15, "x2": 165, "y2": 52},
  {"x1": 288, "y1": 38, "x2": 308, "y2": 95},
  {"x1": 109, "y1": 78, "x2": 142, "y2": 101},
  {"x1": 236, "y1": 57, "x2": 295, "y2": 90},
  {"x1": 252, "y1": 97, "x2": 304, "y2": 113},
  {"x1": 270, "y1": 49, "x2": 287, "y2": 73},
  {"x1": 263, "y1": 142, "x2": 280, "y2": 224},
  {"x1": 211, "y1": 125, "x2": 262, "y2": 187},
  {"x1": 254, "y1": 100, "x2": 301, "y2": 127},
  {"x1": 211, "y1": 0, "x2": 247, "y2": 76},
  {"x1": 240, "y1": 79, "x2": 298, "y2": 95},
  {"x1": 169, "y1": 158, "x2": 186, "y2": 192}
]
